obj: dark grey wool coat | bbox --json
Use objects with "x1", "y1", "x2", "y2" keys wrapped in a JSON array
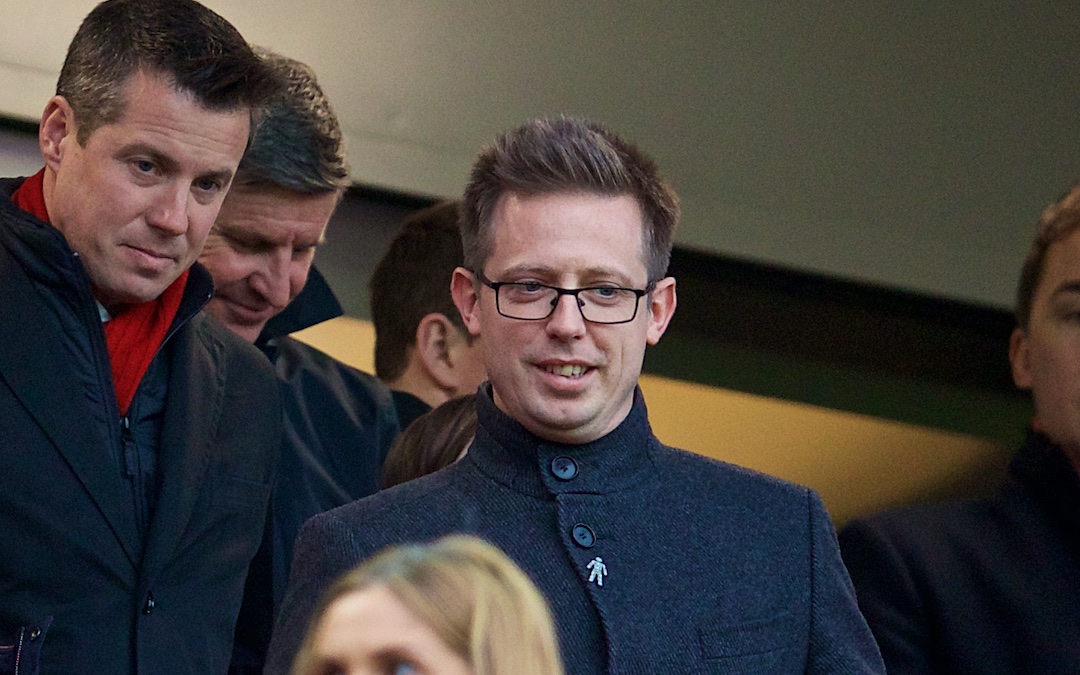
[{"x1": 266, "y1": 385, "x2": 884, "y2": 674}]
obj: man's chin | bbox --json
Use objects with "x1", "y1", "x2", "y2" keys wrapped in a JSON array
[
  {"x1": 203, "y1": 300, "x2": 266, "y2": 343},
  {"x1": 95, "y1": 281, "x2": 172, "y2": 314}
]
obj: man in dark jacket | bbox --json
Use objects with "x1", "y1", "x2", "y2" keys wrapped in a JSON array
[
  {"x1": 194, "y1": 50, "x2": 400, "y2": 675},
  {"x1": 0, "y1": 2, "x2": 281, "y2": 674},
  {"x1": 266, "y1": 117, "x2": 885, "y2": 674},
  {"x1": 370, "y1": 200, "x2": 488, "y2": 429},
  {"x1": 839, "y1": 182, "x2": 1080, "y2": 674}
]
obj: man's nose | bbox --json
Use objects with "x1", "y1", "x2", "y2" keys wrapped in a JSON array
[
  {"x1": 253, "y1": 248, "x2": 293, "y2": 309},
  {"x1": 545, "y1": 292, "x2": 587, "y2": 339},
  {"x1": 146, "y1": 184, "x2": 188, "y2": 235}
]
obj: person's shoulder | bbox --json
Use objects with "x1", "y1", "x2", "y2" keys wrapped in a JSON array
[
  {"x1": 651, "y1": 442, "x2": 811, "y2": 501},
  {"x1": 838, "y1": 495, "x2": 1000, "y2": 571},
  {"x1": 845, "y1": 496, "x2": 994, "y2": 539},
  {"x1": 315, "y1": 461, "x2": 470, "y2": 528},
  {"x1": 294, "y1": 464, "x2": 479, "y2": 565},
  {"x1": 269, "y1": 336, "x2": 394, "y2": 402}
]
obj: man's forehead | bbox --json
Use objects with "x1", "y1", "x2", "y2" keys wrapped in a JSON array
[
  {"x1": 488, "y1": 191, "x2": 647, "y2": 269},
  {"x1": 1040, "y1": 231, "x2": 1080, "y2": 297},
  {"x1": 109, "y1": 69, "x2": 225, "y2": 123},
  {"x1": 81, "y1": 69, "x2": 250, "y2": 176},
  {"x1": 494, "y1": 189, "x2": 642, "y2": 214},
  {"x1": 216, "y1": 186, "x2": 332, "y2": 240}
]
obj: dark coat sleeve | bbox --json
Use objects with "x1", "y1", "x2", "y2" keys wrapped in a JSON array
[
  {"x1": 806, "y1": 492, "x2": 887, "y2": 674},
  {"x1": 838, "y1": 517, "x2": 939, "y2": 675},
  {"x1": 263, "y1": 510, "x2": 363, "y2": 675}
]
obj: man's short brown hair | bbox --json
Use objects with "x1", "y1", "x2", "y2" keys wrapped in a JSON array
[
  {"x1": 1016, "y1": 181, "x2": 1080, "y2": 328},
  {"x1": 370, "y1": 201, "x2": 469, "y2": 381},
  {"x1": 461, "y1": 116, "x2": 680, "y2": 282},
  {"x1": 57, "y1": 0, "x2": 273, "y2": 144}
]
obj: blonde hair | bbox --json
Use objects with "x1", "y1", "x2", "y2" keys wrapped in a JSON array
[{"x1": 292, "y1": 535, "x2": 564, "y2": 675}]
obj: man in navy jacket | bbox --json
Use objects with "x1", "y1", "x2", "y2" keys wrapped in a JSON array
[
  {"x1": 840, "y1": 182, "x2": 1080, "y2": 673},
  {"x1": 267, "y1": 117, "x2": 884, "y2": 674},
  {"x1": 192, "y1": 51, "x2": 400, "y2": 675},
  {"x1": 0, "y1": 2, "x2": 280, "y2": 673}
]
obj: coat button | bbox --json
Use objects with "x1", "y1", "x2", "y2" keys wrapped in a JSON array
[
  {"x1": 572, "y1": 524, "x2": 595, "y2": 548},
  {"x1": 29, "y1": 628, "x2": 41, "y2": 641},
  {"x1": 142, "y1": 592, "x2": 156, "y2": 615},
  {"x1": 551, "y1": 456, "x2": 578, "y2": 480}
]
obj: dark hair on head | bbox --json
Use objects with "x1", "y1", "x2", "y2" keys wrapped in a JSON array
[
  {"x1": 57, "y1": 0, "x2": 274, "y2": 143},
  {"x1": 234, "y1": 48, "x2": 350, "y2": 195},
  {"x1": 462, "y1": 116, "x2": 680, "y2": 281},
  {"x1": 1015, "y1": 181, "x2": 1080, "y2": 328},
  {"x1": 370, "y1": 200, "x2": 470, "y2": 381},
  {"x1": 381, "y1": 395, "x2": 477, "y2": 489}
]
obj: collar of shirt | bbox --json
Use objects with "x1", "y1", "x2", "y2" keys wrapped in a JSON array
[{"x1": 467, "y1": 383, "x2": 657, "y2": 498}]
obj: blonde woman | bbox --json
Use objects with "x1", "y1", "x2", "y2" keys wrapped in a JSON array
[{"x1": 291, "y1": 535, "x2": 564, "y2": 675}]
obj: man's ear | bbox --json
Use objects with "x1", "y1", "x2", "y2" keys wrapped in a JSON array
[
  {"x1": 39, "y1": 96, "x2": 77, "y2": 171},
  {"x1": 645, "y1": 276, "x2": 677, "y2": 346},
  {"x1": 450, "y1": 266, "x2": 482, "y2": 337},
  {"x1": 414, "y1": 312, "x2": 458, "y2": 390},
  {"x1": 1009, "y1": 327, "x2": 1033, "y2": 390}
]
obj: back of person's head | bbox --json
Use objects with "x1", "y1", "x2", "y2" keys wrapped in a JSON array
[
  {"x1": 1016, "y1": 181, "x2": 1080, "y2": 329},
  {"x1": 381, "y1": 395, "x2": 477, "y2": 489},
  {"x1": 234, "y1": 48, "x2": 350, "y2": 195},
  {"x1": 292, "y1": 535, "x2": 565, "y2": 675},
  {"x1": 461, "y1": 115, "x2": 680, "y2": 282},
  {"x1": 371, "y1": 200, "x2": 469, "y2": 381},
  {"x1": 57, "y1": 0, "x2": 273, "y2": 143}
]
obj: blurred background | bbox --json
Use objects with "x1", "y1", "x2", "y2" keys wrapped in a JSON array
[{"x1": 5, "y1": 1, "x2": 1077, "y2": 522}]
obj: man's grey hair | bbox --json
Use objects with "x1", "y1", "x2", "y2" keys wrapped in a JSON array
[{"x1": 234, "y1": 48, "x2": 351, "y2": 195}]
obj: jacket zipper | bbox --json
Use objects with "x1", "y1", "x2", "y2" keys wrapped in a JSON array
[{"x1": 121, "y1": 415, "x2": 148, "y2": 536}]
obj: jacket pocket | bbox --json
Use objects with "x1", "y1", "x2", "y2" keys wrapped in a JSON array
[
  {"x1": 0, "y1": 617, "x2": 52, "y2": 675},
  {"x1": 698, "y1": 610, "x2": 797, "y2": 673},
  {"x1": 209, "y1": 473, "x2": 272, "y2": 513}
]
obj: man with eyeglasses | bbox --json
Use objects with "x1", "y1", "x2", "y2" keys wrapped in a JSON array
[{"x1": 265, "y1": 117, "x2": 884, "y2": 674}]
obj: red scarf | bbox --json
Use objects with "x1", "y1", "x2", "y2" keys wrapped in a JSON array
[{"x1": 13, "y1": 169, "x2": 188, "y2": 416}]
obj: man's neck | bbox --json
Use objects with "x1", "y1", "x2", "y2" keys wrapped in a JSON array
[{"x1": 385, "y1": 374, "x2": 449, "y2": 409}]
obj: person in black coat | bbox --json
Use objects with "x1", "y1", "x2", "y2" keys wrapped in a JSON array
[
  {"x1": 0, "y1": 2, "x2": 280, "y2": 674},
  {"x1": 369, "y1": 200, "x2": 489, "y2": 429},
  {"x1": 193, "y1": 50, "x2": 400, "y2": 675},
  {"x1": 266, "y1": 117, "x2": 884, "y2": 674},
  {"x1": 839, "y1": 181, "x2": 1080, "y2": 674}
]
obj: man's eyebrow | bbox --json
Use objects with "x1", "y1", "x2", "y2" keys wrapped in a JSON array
[
  {"x1": 119, "y1": 142, "x2": 235, "y2": 185},
  {"x1": 197, "y1": 167, "x2": 236, "y2": 187},
  {"x1": 498, "y1": 264, "x2": 630, "y2": 280},
  {"x1": 213, "y1": 223, "x2": 326, "y2": 250},
  {"x1": 214, "y1": 223, "x2": 275, "y2": 246},
  {"x1": 120, "y1": 143, "x2": 178, "y2": 173},
  {"x1": 1051, "y1": 280, "x2": 1080, "y2": 298}
]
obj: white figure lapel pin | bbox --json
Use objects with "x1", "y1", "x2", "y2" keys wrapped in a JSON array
[{"x1": 587, "y1": 557, "x2": 607, "y2": 587}]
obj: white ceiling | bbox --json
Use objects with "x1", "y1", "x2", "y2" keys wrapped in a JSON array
[{"x1": 3, "y1": 1, "x2": 1080, "y2": 309}]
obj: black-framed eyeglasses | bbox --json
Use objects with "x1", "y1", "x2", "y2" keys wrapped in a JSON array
[{"x1": 474, "y1": 270, "x2": 655, "y2": 324}]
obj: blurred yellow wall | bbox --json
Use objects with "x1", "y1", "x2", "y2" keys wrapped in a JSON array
[{"x1": 293, "y1": 316, "x2": 1011, "y2": 526}]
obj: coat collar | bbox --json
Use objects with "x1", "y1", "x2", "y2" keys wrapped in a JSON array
[
  {"x1": 1010, "y1": 429, "x2": 1080, "y2": 537},
  {"x1": 256, "y1": 265, "x2": 343, "y2": 349},
  {"x1": 467, "y1": 384, "x2": 657, "y2": 498}
]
